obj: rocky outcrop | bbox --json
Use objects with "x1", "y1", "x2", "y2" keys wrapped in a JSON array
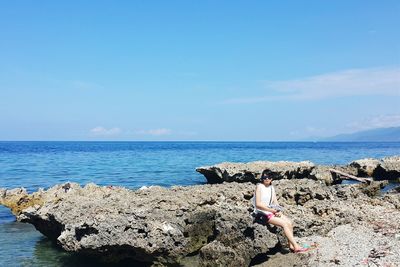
[
  {"x1": 196, "y1": 161, "x2": 315, "y2": 184},
  {"x1": 350, "y1": 158, "x2": 381, "y2": 177},
  {"x1": 1, "y1": 179, "x2": 398, "y2": 266},
  {"x1": 197, "y1": 156, "x2": 400, "y2": 184},
  {"x1": 1, "y1": 182, "x2": 274, "y2": 266},
  {"x1": 308, "y1": 165, "x2": 358, "y2": 185},
  {"x1": 350, "y1": 156, "x2": 400, "y2": 180},
  {"x1": 0, "y1": 187, "x2": 44, "y2": 215}
]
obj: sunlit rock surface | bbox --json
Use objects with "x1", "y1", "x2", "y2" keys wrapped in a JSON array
[
  {"x1": 1, "y1": 178, "x2": 399, "y2": 266},
  {"x1": 198, "y1": 156, "x2": 400, "y2": 184},
  {"x1": 350, "y1": 156, "x2": 400, "y2": 180}
]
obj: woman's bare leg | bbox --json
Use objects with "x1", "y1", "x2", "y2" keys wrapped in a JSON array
[
  {"x1": 279, "y1": 215, "x2": 295, "y2": 249},
  {"x1": 268, "y1": 216, "x2": 301, "y2": 250}
]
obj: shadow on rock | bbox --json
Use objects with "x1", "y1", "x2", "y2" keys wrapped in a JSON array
[{"x1": 33, "y1": 237, "x2": 152, "y2": 267}]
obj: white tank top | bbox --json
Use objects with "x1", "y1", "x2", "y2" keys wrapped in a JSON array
[{"x1": 253, "y1": 184, "x2": 274, "y2": 215}]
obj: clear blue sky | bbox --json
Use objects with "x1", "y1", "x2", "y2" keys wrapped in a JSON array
[{"x1": 0, "y1": 1, "x2": 399, "y2": 141}]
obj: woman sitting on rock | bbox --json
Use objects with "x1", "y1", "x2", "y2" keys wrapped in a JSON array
[{"x1": 254, "y1": 170, "x2": 309, "y2": 253}]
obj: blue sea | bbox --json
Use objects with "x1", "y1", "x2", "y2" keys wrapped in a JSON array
[{"x1": 1, "y1": 141, "x2": 400, "y2": 266}]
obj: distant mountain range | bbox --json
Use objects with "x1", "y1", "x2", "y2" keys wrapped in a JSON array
[{"x1": 319, "y1": 126, "x2": 400, "y2": 142}]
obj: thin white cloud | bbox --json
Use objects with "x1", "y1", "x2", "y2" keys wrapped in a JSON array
[
  {"x1": 148, "y1": 128, "x2": 171, "y2": 135},
  {"x1": 289, "y1": 115, "x2": 400, "y2": 139},
  {"x1": 224, "y1": 67, "x2": 400, "y2": 103},
  {"x1": 346, "y1": 114, "x2": 400, "y2": 132},
  {"x1": 135, "y1": 128, "x2": 172, "y2": 136},
  {"x1": 90, "y1": 127, "x2": 121, "y2": 136}
]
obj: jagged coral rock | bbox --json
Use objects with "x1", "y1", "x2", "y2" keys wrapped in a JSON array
[
  {"x1": 350, "y1": 156, "x2": 400, "y2": 180},
  {"x1": 1, "y1": 178, "x2": 397, "y2": 266},
  {"x1": 196, "y1": 161, "x2": 315, "y2": 184},
  {"x1": 197, "y1": 156, "x2": 400, "y2": 185},
  {"x1": 0, "y1": 187, "x2": 44, "y2": 216},
  {"x1": 1, "y1": 182, "x2": 270, "y2": 265}
]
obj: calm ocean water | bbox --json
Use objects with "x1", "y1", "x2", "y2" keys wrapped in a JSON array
[{"x1": 1, "y1": 141, "x2": 400, "y2": 266}]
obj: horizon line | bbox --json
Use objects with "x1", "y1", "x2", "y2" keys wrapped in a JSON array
[{"x1": 0, "y1": 140, "x2": 398, "y2": 143}]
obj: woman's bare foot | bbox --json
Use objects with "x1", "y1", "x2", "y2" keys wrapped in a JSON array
[{"x1": 292, "y1": 247, "x2": 310, "y2": 253}]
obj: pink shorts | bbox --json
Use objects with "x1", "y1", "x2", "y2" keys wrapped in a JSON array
[{"x1": 266, "y1": 213, "x2": 275, "y2": 220}]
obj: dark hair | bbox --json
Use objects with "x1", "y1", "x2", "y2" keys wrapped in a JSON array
[{"x1": 260, "y1": 169, "x2": 272, "y2": 181}]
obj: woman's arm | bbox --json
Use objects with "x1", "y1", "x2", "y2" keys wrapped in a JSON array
[
  {"x1": 255, "y1": 185, "x2": 277, "y2": 213},
  {"x1": 272, "y1": 186, "x2": 279, "y2": 205}
]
